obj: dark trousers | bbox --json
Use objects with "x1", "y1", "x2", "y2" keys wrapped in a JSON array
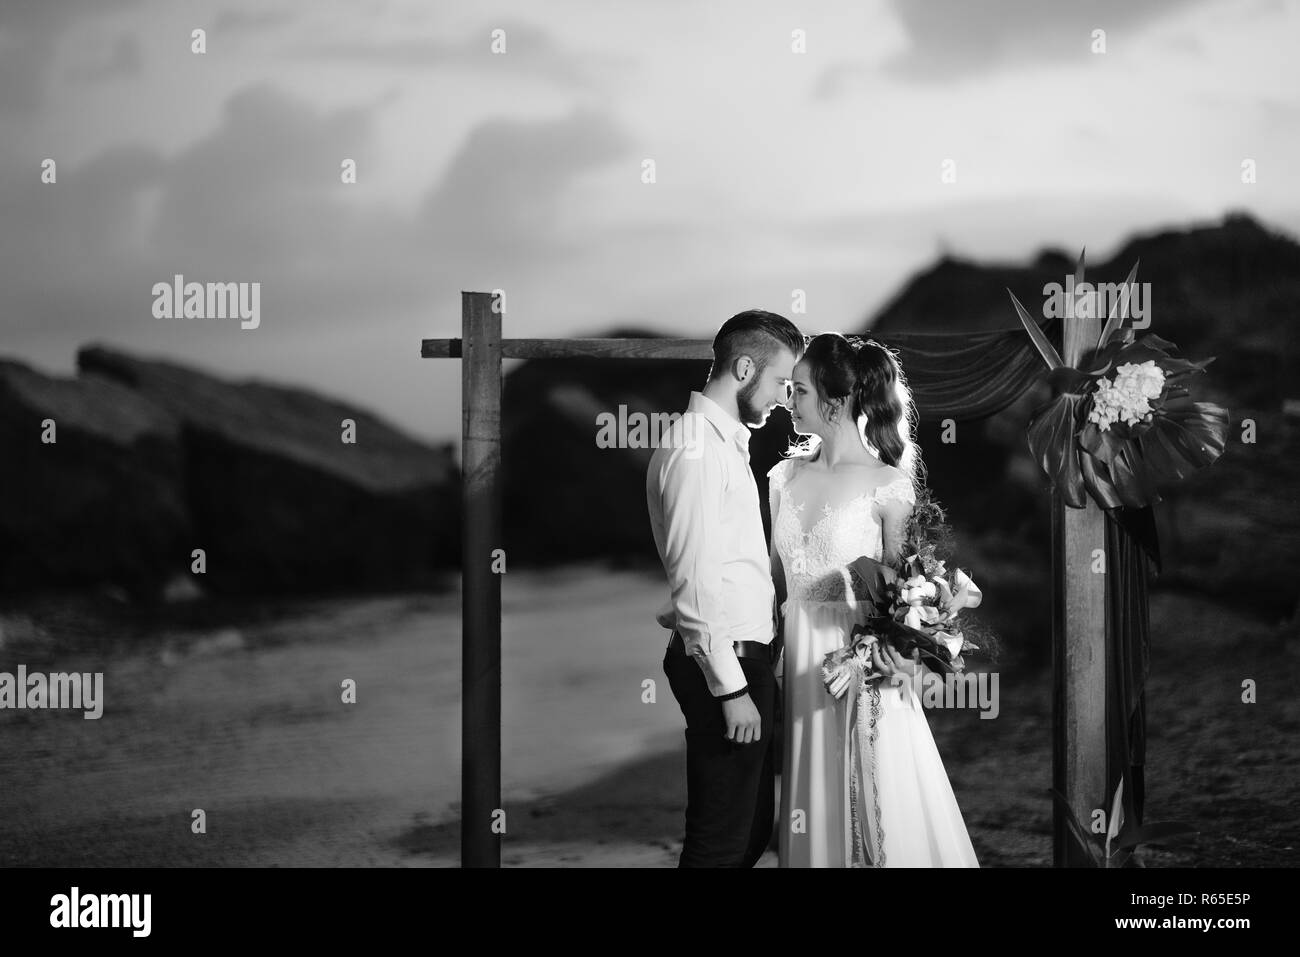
[{"x1": 662, "y1": 639, "x2": 776, "y2": 867}]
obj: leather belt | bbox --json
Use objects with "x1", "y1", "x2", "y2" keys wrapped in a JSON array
[{"x1": 668, "y1": 630, "x2": 770, "y2": 662}]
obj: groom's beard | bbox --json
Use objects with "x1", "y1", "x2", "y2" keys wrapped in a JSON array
[{"x1": 737, "y1": 377, "x2": 768, "y2": 427}]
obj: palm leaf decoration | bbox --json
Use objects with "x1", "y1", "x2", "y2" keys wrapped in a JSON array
[
  {"x1": 1011, "y1": 253, "x2": 1229, "y2": 509},
  {"x1": 1048, "y1": 779, "x2": 1199, "y2": 867}
]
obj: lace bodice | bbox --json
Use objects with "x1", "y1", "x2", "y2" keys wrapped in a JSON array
[{"x1": 768, "y1": 457, "x2": 915, "y2": 604}]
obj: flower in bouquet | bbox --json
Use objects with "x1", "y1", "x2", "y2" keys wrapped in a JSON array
[
  {"x1": 894, "y1": 555, "x2": 983, "y2": 666},
  {"x1": 897, "y1": 573, "x2": 937, "y2": 611},
  {"x1": 923, "y1": 565, "x2": 983, "y2": 665}
]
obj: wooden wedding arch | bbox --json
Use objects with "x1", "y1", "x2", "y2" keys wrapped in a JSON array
[{"x1": 422, "y1": 291, "x2": 1108, "y2": 868}]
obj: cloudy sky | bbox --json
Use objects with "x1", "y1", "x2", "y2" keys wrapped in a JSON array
[{"x1": 1, "y1": 0, "x2": 1296, "y2": 444}]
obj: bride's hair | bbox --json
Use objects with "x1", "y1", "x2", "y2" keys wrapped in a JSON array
[{"x1": 788, "y1": 333, "x2": 922, "y2": 490}]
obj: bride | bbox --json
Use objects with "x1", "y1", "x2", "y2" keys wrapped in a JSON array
[{"x1": 770, "y1": 334, "x2": 979, "y2": 867}]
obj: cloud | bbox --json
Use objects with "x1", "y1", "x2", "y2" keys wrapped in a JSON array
[
  {"x1": 0, "y1": 143, "x2": 168, "y2": 334},
  {"x1": 417, "y1": 108, "x2": 629, "y2": 268},
  {"x1": 0, "y1": 81, "x2": 628, "y2": 340},
  {"x1": 0, "y1": 0, "x2": 142, "y2": 114},
  {"x1": 210, "y1": 7, "x2": 297, "y2": 35},
  {"x1": 814, "y1": 0, "x2": 1212, "y2": 94},
  {"x1": 74, "y1": 33, "x2": 143, "y2": 83},
  {"x1": 1256, "y1": 95, "x2": 1300, "y2": 128},
  {"x1": 292, "y1": 18, "x2": 612, "y2": 91}
]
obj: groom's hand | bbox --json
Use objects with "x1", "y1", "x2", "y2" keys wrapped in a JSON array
[{"x1": 721, "y1": 695, "x2": 761, "y2": 744}]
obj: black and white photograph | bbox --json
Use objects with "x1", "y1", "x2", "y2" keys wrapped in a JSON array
[{"x1": 0, "y1": 0, "x2": 1294, "y2": 930}]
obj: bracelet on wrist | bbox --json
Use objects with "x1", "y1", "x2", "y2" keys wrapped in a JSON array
[{"x1": 716, "y1": 684, "x2": 749, "y2": 702}]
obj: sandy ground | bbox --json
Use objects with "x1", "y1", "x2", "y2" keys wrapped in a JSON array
[{"x1": 0, "y1": 565, "x2": 1295, "y2": 867}]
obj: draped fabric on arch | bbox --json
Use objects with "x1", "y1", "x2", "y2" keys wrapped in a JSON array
[
  {"x1": 864, "y1": 316, "x2": 1150, "y2": 826},
  {"x1": 1105, "y1": 507, "x2": 1154, "y2": 827},
  {"x1": 866, "y1": 319, "x2": 1059, "y2": 421}
]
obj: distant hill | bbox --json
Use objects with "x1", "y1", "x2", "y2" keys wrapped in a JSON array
[
  {"x1": 0, "y1": 347, "x2": 460, "y2": 601},
  {"x1": 872, "y1": 211, "x2": 1299, "y2": 406}
]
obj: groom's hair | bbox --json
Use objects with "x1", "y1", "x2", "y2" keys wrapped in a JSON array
[{"x1": 707, "y1": 310, "x2": 805, "y2": 382}]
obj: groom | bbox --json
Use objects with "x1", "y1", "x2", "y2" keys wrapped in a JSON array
[{"x1": 645, "y1": 309, "x2": 805, "y2": 867}]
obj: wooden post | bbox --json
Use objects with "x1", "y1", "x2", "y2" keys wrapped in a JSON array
[
  {"x1": 461, "y1": 291, "x2": 502, "y2": 867},
  {"x1": 1052, "y1": 309, "x2": 1107, "y2": 866},
  {"x1": 424, "y1": 326, "x2": 716, "y2": 868}
]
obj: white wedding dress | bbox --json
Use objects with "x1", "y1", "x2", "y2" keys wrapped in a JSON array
[{"x1": 769, "y1": 456, "x2": 979, "y2": 868}]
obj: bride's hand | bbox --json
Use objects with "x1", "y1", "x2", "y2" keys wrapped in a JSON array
[
  {"x1": 825, "y1": 665, "x2": 855, "y2": 699},
  {"x1": 870, "y1": 643, "x2": 919, "y2": 684}
]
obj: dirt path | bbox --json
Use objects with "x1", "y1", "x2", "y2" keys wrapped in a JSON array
[{"x1": 1, "y1": 575, "x2": 1293, "y2": 867}]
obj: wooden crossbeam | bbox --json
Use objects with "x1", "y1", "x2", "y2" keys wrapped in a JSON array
[{"x1": 422, "y1": 337, "x2": 714, "y2": 360}]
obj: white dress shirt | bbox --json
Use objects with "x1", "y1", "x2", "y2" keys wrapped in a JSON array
[{"x1": 646, "y1": 390, "x2": 776, "y2": 696}]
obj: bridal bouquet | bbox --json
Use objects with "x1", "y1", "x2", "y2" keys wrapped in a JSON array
[{"x1": 822, "y1": 489, "x2": 988, "y2": 699}]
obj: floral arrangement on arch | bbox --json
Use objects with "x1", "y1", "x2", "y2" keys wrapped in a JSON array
[{"x1": 1007, "y1": 255, "x2": 1230, "y2": 510}]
